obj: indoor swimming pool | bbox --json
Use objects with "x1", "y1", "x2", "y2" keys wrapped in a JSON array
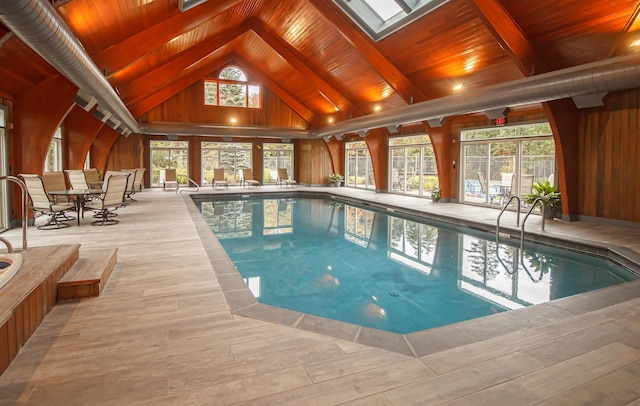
[{"x1": 194, "y1": 195, "x2": 638, "y2": 334}]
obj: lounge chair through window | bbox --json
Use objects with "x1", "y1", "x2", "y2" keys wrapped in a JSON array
[
  {"x1": 277, "y1": 168, "x2": 296, "y2": 187},
  {"x1": 213, "y1": 168, "x2": 228, "y2": 190},
  {"x1": 241, "y1": 168, "x2": 260, "y2": 188}
]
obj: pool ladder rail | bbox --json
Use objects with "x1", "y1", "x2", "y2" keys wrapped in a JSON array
[
  {"x1": 178, "y1": 177, "x2": 200, "y2": 194},
  {"x1": 495, "y1": 196, "x2": 548, "y2": 282},
  {"x1": 0, "y1": 175, "x2": 28, "y2": 252}
]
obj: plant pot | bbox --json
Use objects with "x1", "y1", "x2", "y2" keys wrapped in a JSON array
[
  {"x1": 332, "y1": 181, "x2": 341, "y2": 187},
  {"x1": 541, "y1": 206, "x2": 558, "y2": 219},
  {"x1": 431, "y1": 194, "x2": 440, "y2": 202}
]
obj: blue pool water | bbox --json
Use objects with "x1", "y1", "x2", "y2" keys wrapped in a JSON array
[{"x1": 195, "y1": 196, "x2": 638, "y2": 334}]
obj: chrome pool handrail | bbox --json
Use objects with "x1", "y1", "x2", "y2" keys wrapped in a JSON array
[{"x1": 0, "y1": 175, "x2": 28, "y2": 251}]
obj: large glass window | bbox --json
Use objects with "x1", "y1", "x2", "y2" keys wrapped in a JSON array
[
  {"x1": 201, "y1": 142, "x2": 252, "y2": 185},
  {"x1": 389, "y1": 135, "x2": 438, "y2": 197},
  {"x1": 44, "y1": 127, "x2": 62, "y2": 172},
  {"x1": 203, "y1": 66, "x2": 261, "y2": 109},
  {"x1": 345, "y1": 141, "x2": 375, "y2": 189},
  {"x1": 150, "y1": 141, "x2": 189, "y2": 187},
  {"x1": 263, "y1": 143, "x2": 294, "y2": 184},
  {"x1": 0, "y1": 106, "x2": 8, "y2": 232},
  {"x1": 460, "y1": 123, "x2": 555, "y2": 208}
]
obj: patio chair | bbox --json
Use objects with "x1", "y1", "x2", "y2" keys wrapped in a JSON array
[
  {"x1": 241, "y1": 168, "x2": 260, "y2": 188},
  {"x1": 507, "y1": 173, "x2": 535, "y2": 202},
  {"x1": 477, "y1": 172, "x2": 501, "y2": 204},
  {"x1": 520, "y1": 174, "x2": 535, "y2": 197},
  {"x1": 163, "y1": 168, "x2": 178, "y2": 191},
  {"x1": 212, "y1": 168, "x2": 228, "y2": 190},
  {"x1": 83, "y1": 168, "x2": 102, "y2": 188},
  {"x1": 65, "y1": 169, "x2": 89, "y2": 190},
  {"x1": 41, "y1": 171, "x2": 75, "y2": 221},
  {"x1": 85, "y1": 174, "x2": 129, "y2": 225},
  {"x1": 134, "y1": 168, "x2": 146, "y2": 191},
  {"x1": 101, "y1": 170, "x2": 120, "y2": 191},
  {"x1": 277, "y1": 168, "x2": 296, "y2": 187},
  {"x1": 20, "y1": 174, "x2": 76, "y2": 229},
  {"x1": 121, "y1": 169, "x2": 137, "y2": 202}
]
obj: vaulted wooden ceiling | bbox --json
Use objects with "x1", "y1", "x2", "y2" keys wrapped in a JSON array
[{"x1": 1, "y1": 0, "x2": 639, "y2": 130}]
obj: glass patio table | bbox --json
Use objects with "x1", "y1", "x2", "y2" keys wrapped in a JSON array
[{"x1": 48, "y1": 188, "x2": 104, "y2": 226}]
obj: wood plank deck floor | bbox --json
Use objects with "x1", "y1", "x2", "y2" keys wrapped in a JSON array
[{"x1": 0, "y1": 186, "x2": 639, "y2": 405}]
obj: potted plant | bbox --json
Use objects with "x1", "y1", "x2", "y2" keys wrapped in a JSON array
[
  {"x1": 329, "y1": 173, "x2": 344, "y2": 187},
  {"x1": 524, "y1": 180, "x2": 561, "y2": 219},
  {"x1": 431, "y1": 185, "x2": 441, "y2": 202}
]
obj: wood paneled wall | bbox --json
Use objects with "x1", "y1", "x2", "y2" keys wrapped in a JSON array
[
  {"x1": 104, "y1": 133, "x2": 145, "y2": 173},
  {"x1": 298, "y1": 139, "x2": 333, "y2": 186},
  {"x1": 138, "y1": 79, "x2": 309, "y2": 129},
  {"x1": 578, "y1": 88, "x2": 640, "y2": 222}
]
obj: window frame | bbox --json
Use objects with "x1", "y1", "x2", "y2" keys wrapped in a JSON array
[{"x1": 203, "y1": 66, "x2": 262, "y2": 109}]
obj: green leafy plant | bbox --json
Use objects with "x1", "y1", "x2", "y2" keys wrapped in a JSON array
[
  {"x1": 431, "y1": 185, "x2": 441, "y2": 202},
  {"x1": 329, "y1": 173, "x2": 344, "y2": 183},
  {"x1": 524, "y1": 180, "x2": 561, "y2": 208}
]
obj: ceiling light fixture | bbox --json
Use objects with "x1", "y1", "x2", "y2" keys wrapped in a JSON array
[{"x1": 453, "y1": 83, "x2": 464, "y2": 92}]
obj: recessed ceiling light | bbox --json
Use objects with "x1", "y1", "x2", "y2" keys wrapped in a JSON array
[
  {"x1": 328, "y1": 117, "x2": 334, "y2": 124},
  {"x1": 230, "y1": 118, "x2": 237, "y2": 124},
  {"x1": 373, "y1": 105, "x2": 381, "y2": 112},
  {"x1": 453, "y1": 83, "x2": 464, "y2": 92}
]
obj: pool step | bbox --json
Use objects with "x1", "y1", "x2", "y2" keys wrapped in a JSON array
[{"x1": 57, "y1": 248, "x2": 117, "y2": 301}]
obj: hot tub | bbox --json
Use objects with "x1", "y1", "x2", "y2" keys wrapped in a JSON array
[{"x1": 0, "y1": 253, "x2": 23, "y2": 290}]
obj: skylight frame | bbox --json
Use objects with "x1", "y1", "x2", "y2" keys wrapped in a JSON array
[
  {"x1": 178, "y1": 0, "x2": 208, "y2": 12},
  {"x1": 334, "y1": 0, "x2": 450, "y2": 41}
]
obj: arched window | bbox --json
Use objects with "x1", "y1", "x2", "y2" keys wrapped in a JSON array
[{"x1": 204, "y1": 66, "x2": 261, "y2": 109}]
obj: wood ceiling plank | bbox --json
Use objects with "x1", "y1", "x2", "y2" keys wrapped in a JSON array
[
  {"x1": 128, "y1": 53, "x2": 234, "y2": 117},
  {"x1": 0, "y1": 66, "x2": 35, "y2": 96},
  {"x1": 307, "y1": 0, "x2": 428, "y2": 104},
  {"x1": 233, "y1": 53, "x2": 316, "y2": 125},
  {"x1": 608, "y1": 3, "x2": 640, "y2": 57},
  {"x1": 468, "y1": 0, "x2": 549, "y2": 75},
  {"x1": 119, "y1": 22, "x2": 252, "y2": 102},
  {"x1": 90, "y1": 0, "x2": 243, "y2": 74},
  {"x1": 251, "y1": 19, "x2": 361, "y2": 117}
]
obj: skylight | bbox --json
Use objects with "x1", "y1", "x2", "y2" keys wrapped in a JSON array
[
  {"x1": 365, "y1": 0, "x2": 404, "y2": 21},
  {"x1": 334, "y1": 0, "x2": 449, "y2": 41}
]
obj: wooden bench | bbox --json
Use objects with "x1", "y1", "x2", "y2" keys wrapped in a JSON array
[{"x1": 57, "y1": 248, "x2": 117, "y2": 301}]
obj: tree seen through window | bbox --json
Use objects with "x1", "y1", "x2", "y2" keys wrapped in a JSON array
[{"x1": 204, "y1": 66, "x2": 260, "y2": 109}]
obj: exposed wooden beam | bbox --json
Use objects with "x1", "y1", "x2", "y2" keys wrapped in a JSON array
[
  {"x1": 251, "y1": 19, "x2": 361, "y2": 117},
  {"x1": 0, "y1": 66, "x2": 35, "y2": 95},
  {"x1": 90, "y1": 125, "x2": 120, "y2": 173},
  {"x1": 233, "y1": 53, "x2": 316, "y2": 126},
  {"x1": 608, "y1": 3, "x2": 640, "y2": 57},
  {"x1": 307, "y1": 0, "x2": 428, "y2": 104},
  {"x1": 467, "y1": 0, "x2": 549, "y2": 74},
  {"x1": 128, "y1": 53, "x2": 233, "y2": 117},
  {"x1": 62, "y1": 106, "x2": 104, "y2": 170},
  {"x1": 119, "y1": 22, "x2": 251, "y2": 103},
  {"x1": 91, "y1": 0, "x2": 242, "y2": 74}
]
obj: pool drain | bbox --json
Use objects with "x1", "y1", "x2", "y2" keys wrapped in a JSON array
[{"x1": 389, "y1": 291, "x2": 399, "y2": 297}]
